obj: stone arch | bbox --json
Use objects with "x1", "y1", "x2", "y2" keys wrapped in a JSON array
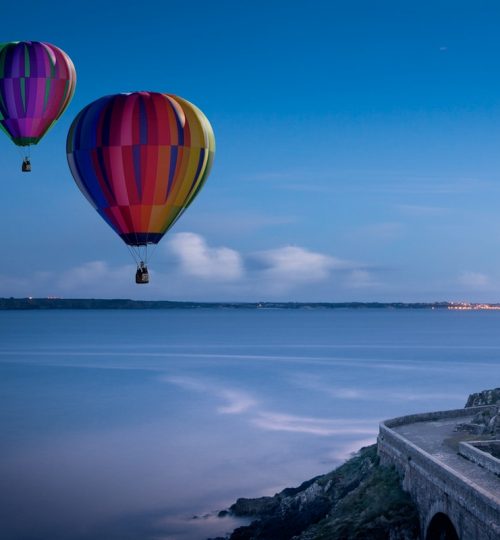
[{"x1": 425, "y1": 512, "x2": 459, "y2": 540}]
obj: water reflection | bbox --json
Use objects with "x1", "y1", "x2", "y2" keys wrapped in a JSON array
[{"x1": 1, "y1": 309, "x2": 499, "y2": 539}]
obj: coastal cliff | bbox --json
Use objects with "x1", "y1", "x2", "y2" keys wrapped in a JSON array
[
  {"x1": 212, "y1": 388, "x2": 500, "y2": 540},
  {"x1": 210, "y1": 445, "x2": 420, "y2": 540}
]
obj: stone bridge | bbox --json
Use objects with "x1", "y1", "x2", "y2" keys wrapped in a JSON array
[{"x1": 377, "y1": 406, "x2": 500, "y2": 540}]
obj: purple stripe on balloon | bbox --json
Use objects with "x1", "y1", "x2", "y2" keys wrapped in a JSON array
[
  {"x1": 4, "y1": 47, "x2": 15, "y2": 77},
  {"x1": 26, "y1": 78, "x2": 39, "y2": 118},
  {"x1": 18, "y1": 118, "x2": 33, "y2": 136},
  {"x1": 13, "y1": 79, "x2": 24, "y2": 118},
  {"x1": 5, "y1": 118, "x2": 20, "y2": 138},
  {"x1": 12, "y1": 45, "x2": 23, "y2": 78},
  {"x1": 0, "y1": 86, "x2": 9, "y2": 117},
  {"x1": 0, "y1": 41, "x2": 76, "y2": 144},
  {"x1": 4, "y1": 79, "x2": 18, "y2": 120},
  {"x1": 37, "y1": 43, "x2": 49, "y2": 77},
  {"x1": 38, "y1": 45, "x2": 49, "y2": 78},
  {"x1": 29, "y1": 44, "x2": 38, "y2": 77}
]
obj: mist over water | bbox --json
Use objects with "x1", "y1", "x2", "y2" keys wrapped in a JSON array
[{"x1": 1, "y1": 308, "x2": 499, "y2": 539}]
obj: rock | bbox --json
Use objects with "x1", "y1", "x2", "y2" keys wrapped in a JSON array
[
  {"x1": 454, "y1": 422, "x2": 486, "y2": 435},
  {"x1": 213, "y1": 389, "x2": 500, "y2": 540},
  {"x1": 488, "y1": 414, "x2": 500, "y2": 434},
  {"x1": 292, "y1": 465, "x2": 419, "y2": 540},
  {"x1": 456, "y1": 393, "x2": 500, "y2": 436},
  {"x1": 230, "y1": 496, "x2": 279, "y2": 517},
  {"x1": 215, "y1": 445, "x2": 419, "y2": 540},
  {"x1": 465, "y1": 388, "x2": 500, "y2": 407}
]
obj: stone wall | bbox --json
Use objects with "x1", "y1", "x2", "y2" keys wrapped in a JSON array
[
  {"x1": 378, "y1": 407, "x2": 500, "y2": 540},
  {"x1": 459, "y1": 441, "x2": 500, "y2": 476}
]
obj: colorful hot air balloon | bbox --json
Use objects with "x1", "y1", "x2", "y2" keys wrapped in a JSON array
[
  {"x1": 0, "y1": 41, "x2": 76, "y2": 171},
  {"x1": 66, "y1": 91, "x2": 215, "y2": 284}
]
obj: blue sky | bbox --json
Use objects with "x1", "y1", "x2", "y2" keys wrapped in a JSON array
[{"x1": 2, "y1": 0, "x2": 500, "y2": 301}]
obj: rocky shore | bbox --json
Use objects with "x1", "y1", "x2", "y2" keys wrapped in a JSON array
[
  {"x1": 209, "y1": 445, "x2": 420, "y2": 540},
  {"x1": 210, "y1": 388, "x2": 500, "y2": 540}
]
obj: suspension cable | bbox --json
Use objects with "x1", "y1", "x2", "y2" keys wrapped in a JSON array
[{"x1": 125, "y1": 244, "x2": 140, "y2": 266}]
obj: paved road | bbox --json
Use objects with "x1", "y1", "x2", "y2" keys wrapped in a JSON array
[{"x1": 393, "y1": 415, "x2": 500, "y2": 504}]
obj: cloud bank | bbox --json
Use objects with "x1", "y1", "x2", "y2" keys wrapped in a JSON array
[
  {"x1": 0, "y1": 232, "x2": 381, "y2": 300},
  {"x1": 457, "y1": 271, "x2": 490, "y2": 289},
  {"x1": 168, "y1": 233, "x2": 244, "y2": 281},
  {"x1": 165, "y1": 234, "x2": 379, "y2": 298},
  {"x1": 255, "y1": 246, "x2": 339, "y2": 283}
]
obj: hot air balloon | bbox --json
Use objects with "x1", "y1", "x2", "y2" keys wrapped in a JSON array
[
  {"x1": 0, "y1": 41, "x2": 76, "y2": 171},
  {"x1": 66, "y1": 92, "x2": 215, "y2": 284}
]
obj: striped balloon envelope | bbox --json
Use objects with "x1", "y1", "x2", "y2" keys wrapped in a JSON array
[
  {"x1": 66, "y1": 92, "x2": 215, "y2": 280},
  {"x1": 0, "y1": 41, "x2": 76, "y2": 161}
]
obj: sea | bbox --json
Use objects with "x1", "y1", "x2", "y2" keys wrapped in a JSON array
[{"x1": 1, "y1": 307, "x2": 499, "y2": 540}]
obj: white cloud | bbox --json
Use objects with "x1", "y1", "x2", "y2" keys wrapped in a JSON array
[
  {"x1": 256, "y1": 246, "x2": 341, "y2": 283},
  {"x1": 165, "y1": 239, "x2": 373, "y2": 298},
  {"x1": 58, "y1": 261, "x2": 131, "y2": 291},
  {"x1": 345, "y1": 269, "x2": 377, "y2": 288},
  {"x1": 457, "y1": 271, "x2": 490, "y2": 289},
  {"x1": 0, "y1": 262, "x2": 135, "y2": 298},
  {"x1": 0, "y1": 233, "x2": 378, "y2": 300},
  {"x1": 167, "y1": 233, "x2": 244, "y2": 281},
  {"x1": 251, "y1": 245, "x2": 378, "y2": 295}
]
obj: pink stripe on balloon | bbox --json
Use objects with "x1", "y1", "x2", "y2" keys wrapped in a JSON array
[
  {"x1": 107, "y1": 146, "x2": 130, "y2": 206},
  {"x1": 118, "y1": 94, "x2": 134, "y2": 146}
]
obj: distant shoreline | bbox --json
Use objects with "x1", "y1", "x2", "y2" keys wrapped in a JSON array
[{"x1": 1, "y1": 298, "x2": 499, "y2": 310}]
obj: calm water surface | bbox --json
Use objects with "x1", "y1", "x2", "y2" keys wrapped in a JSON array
[{"x1": 1, "y1": 308, "x2": 499, "y2": 539}]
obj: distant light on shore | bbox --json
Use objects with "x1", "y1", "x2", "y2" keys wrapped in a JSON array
[{"x1": 448, "y1": 303, "x2": 500, "y2": 311}]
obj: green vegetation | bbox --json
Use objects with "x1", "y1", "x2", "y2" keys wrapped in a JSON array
[
  {"x1": 305, "y1": 466, "x2": 419, "y2": 540},
  {"x1": 0, "y1": 297, "x2": 462, "y2": 310},
  {"x1": 216, "y1": 445, "x2": 420, "y2": 540}
]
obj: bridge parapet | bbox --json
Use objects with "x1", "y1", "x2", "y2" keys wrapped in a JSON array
[
  {"x1": 459, "y1": 440, "x2": 500, "y2": 476},
  {"x1": 378, "y1": 406, "x2": 500, "y2": 540}
]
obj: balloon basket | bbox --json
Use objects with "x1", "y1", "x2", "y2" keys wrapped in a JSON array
[
  {"x1": 22, "y1": 158, "x2": 31, "y2": 172},
  {"x1": 135, "y1": 265, "x2": 149, "y2": 284}
]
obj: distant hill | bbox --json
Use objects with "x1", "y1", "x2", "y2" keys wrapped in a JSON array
[{"x1": 0, "y1": 298, "x2": 476, "y2": 310}]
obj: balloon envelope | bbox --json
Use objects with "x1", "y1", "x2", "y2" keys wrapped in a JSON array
[
  {"x1": 66, "y1": 92, "x2": 215, "y2": 247},
  {"x1": 0, "y1": 41, "x2": 76, "y2": 146}
]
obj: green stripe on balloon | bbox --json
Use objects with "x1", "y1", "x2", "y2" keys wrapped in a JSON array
[
  {"x1": 43, "y1": 79, "x2": 51, "y2": 113},
  {"x1": 24, "y1": 44, "x2": 30, "y2": 77},
  {"x1": 20, "y1": 78, "x2": 26, "y2": 113},
  {"x1": 0, "y1": 46, "x2": 6, "y2": 78}
]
